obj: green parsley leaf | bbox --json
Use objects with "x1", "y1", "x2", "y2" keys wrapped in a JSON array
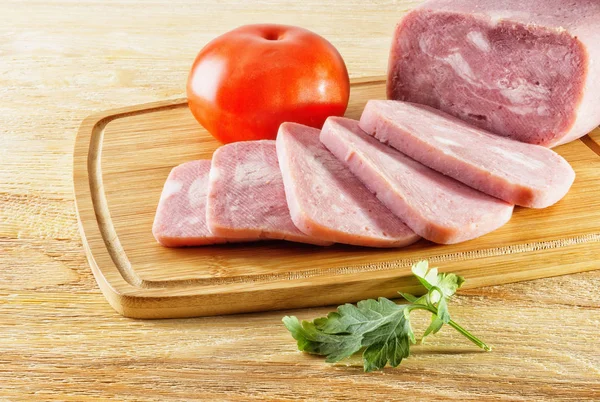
[
  {"x1": 422, "y1": 315, "x2": 444, "y2": 341},
  {"x1": 411, "y1": 260, "x2": 437, "y2": 290},
  {"x1": 282, "y1": 316, "x2": 363, "y2": 362},
  {"x1": 283, "y1": 260, "x2": 490, "y2": 371},
  {"x1": 284, "y1": 298, "x2": 417, "y2": 371},
  {"x1": 361, "y1": 310, "x2": 412, "y2": 372},
  {"x1": 411, "y1": 260, "x2": 465, "y2": 303},
  {"x1": 315, "y1": 299, "x2": 402, "y2": 335},
  {"x1": 436, "y1": 294, "x2": 451, "y2": 323}
]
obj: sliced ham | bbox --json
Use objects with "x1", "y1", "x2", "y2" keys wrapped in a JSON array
[
  {"x1": 387, "y1": 0, "x2": 600, "y2": 147},
  {"x1": 206, "y1": 140, "x2": 332, "y2": 246},
  {"x1": 360, "y1": 100, "x2": 576, "y2": 208},
  {"x1": 320, "y1": 117, "x2": 514, "y2": 244},
  {"x1": 276, "y1": 122, "x2": 420, "y2": 248},
  {"x1": 152, "y1": 160, "x2": 231, "y2": 247}
]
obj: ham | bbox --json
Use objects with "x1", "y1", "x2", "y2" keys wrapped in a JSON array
[
  {"x1": 320, "y1": 117, "x2": 514, "y2": 244},
  {"x1": 360, "y1": 100, "x2": 576, "y2": 208},
  {"x1": 387, "y1": 0, "x2": 600, "y2": 147},
  {"x1": 206, "y1": 140, "x2": 332, "y2": 246},
  {"x1": 152, "y1": 160, "x2": 231, "y2": 247},
  {"x1": 276, "y1": 122, "x2": 420, "y2": 248}
]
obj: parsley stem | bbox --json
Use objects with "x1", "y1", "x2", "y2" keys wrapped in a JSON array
[
  {"x1": 447, "y1": 319, "x2": 492, "y2": 352},
  {"x1": 406, "y1": 305, "x2": 491, "y2": 352}
]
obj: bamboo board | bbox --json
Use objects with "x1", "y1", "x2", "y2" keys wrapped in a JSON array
[{"x1": 73, "y1": 77, "x2": 600, "y2": 319}]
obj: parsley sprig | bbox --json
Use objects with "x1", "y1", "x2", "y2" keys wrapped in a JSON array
[{"x1": 283, "y1": 261, "x2": 491, "y2": 372}]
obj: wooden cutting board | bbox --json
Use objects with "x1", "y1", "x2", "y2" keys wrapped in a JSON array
[{"x1": 74, "y1": 76, "x2": 600, "y2": 319}]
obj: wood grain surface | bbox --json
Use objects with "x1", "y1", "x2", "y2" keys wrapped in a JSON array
[
  {"x1": 75, "y1": 78, "x2": 600, "y2": 319},
  {"x1": 1, "y1": 0, "x2": 599, "y2": 400}
]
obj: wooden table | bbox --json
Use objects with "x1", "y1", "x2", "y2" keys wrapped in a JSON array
[{"x1": 1, "y1": 1, "x2": 599, "y2": 400}]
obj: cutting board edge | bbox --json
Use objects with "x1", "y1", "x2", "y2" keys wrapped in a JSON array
[{"x1": 73, "y1": 230, "x2": 600, "y2": 319}]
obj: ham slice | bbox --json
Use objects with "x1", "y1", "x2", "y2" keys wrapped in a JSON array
[
  {"x1": 387, "y1": 0, "x2": 600, "y2": 147},
  {"x1": 320, "y1": 117, "x2": 514, "y2": 244},
  {"x1": 206, "y1": 140, "x2": 331, "y2": 246},
  {"x1": 276, "y1": 122, "x2": 420, "y2": 248},
  {"x1": 152, "y1": 160, "x2": 230, "y2": 247},
  {"x1": 360, "y1": 100, "x2": 576, "y2": 208}
]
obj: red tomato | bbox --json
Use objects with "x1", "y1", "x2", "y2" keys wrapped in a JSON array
[{"x1": 187, "y1": 24, "x2": 350, "y2": 143}]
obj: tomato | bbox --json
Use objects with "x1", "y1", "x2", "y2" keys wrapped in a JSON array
[{"x1": 187, "y1": 24, "x2": 350, "y2": 144}]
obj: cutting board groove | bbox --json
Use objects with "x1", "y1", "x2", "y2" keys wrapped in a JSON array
[{"x1": 74, "y1": 77, "x2": 600, "y2": 318}]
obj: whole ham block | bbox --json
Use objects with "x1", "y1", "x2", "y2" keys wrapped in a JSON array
[
  {"x1": 387, "y1": 0, "x2": 600, "y2": 147},
  {"x1": 276, "y1": 122, "x2": 420, "y2": 248},
  {"x1": 320, "y1": 117, "x2": 514, "y2": 244},
  {"x1": 153, "y1": 160, "x2": 230, "y2": 247},
  {"x1": 206, "y1": 140, "x2": 331, "y2": 246},
  {"x1": 360, "y1": 100, "x2": 576, "y2": 208}
]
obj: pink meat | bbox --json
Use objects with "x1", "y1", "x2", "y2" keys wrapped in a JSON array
[
  {"x1": 387, "y1": 0, "x2": 600, "y2": 147},
  {"x1": 360, "y1": 100, "x2": 576, "y2": 208},
  {"x1": 320, "y1": 117, "x2": 514, "y2": 244},
  {"x1": 206, "y1": 140, "x2": 331, "y2": 246},
  {"x1": 276, "y1": 122, "x2": 420, "y2": 248},
  {"x1": 152, "y1": 160, "x2": 231, "y2": 247}
]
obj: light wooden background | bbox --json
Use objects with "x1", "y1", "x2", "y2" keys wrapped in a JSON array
[{"x1": 1, "y1": 0, "x2": 599, "y2": 400}]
